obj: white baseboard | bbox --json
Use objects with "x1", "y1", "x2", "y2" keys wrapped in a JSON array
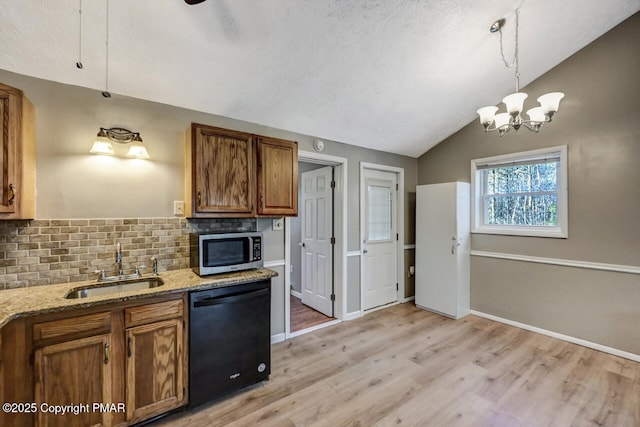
[
  {"x1": 288, "y1": 319, "x2": 342, "y2": 338},
  {"x1": 400, "y1": 296, "x2": 415, "y2": 303},
  {"x1": 470, "y1": 310, "x2": 640, "y2": 363},
  {"x1": 290, "y1": 289, "x2": 302, "y2": 299},
  {"x1": 345, "y1": 310, "x2": 362, "y2": 321},
  {"x1": 271, "y1": 333, "x2": 285, "y2": 344}
]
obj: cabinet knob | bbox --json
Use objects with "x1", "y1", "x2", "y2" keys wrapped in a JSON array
[
  {"x1": 197, "y1": 191, "x2": 202, "y2": 206},
  {"x1": 104, "y1": 342, "x2": 110, "y2": 364}
]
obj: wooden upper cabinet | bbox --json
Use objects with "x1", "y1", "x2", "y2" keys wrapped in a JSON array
[
  {"x1": 256, "y1": 136, "x2": 298, "y2": 216},
  {"x1": 186, "y1": 124, "x2": 255, "y2": 217},
  {"x1": 0, "y1": 82, "x2": 35, "y2": 220},
  {"x1": 186, "y1": 123, "x2": 298, "y2": 217}
]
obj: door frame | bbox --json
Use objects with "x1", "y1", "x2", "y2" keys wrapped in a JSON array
[
  {"x1": 359, "y1": 162, "x2": 405, "y2": 314},
  {"x1": 284, "y1": 151, "x2": 347, "y2": 339}
]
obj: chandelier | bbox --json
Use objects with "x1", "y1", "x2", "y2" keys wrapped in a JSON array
[{"x1": 477, "y1": 9, "x2": 564, "y2": 136}]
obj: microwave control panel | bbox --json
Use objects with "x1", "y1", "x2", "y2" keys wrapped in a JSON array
[{"x1": 253, "y1": 238, "x2": 262, "y2": 260}]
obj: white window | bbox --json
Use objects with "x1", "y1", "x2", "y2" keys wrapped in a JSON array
[{"x1": 471, "y1": 145, "x2": 568, "y2": 238}]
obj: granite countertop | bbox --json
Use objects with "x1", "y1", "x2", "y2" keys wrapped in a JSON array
[{"x1": 0, "y1": 268, "x2": 278, "y2": 328}]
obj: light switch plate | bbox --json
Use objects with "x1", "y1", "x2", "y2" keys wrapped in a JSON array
[
  {"x1": 173, "y1": 201, "x2": 185, "y2": 216},
  {"x1": 272, "y1": 218, "x2": 283, "y2": 230}
]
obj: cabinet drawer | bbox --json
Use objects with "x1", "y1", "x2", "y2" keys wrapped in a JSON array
[
  {"x1": 125, "y1": 299, "x2": 184, "y2": 328},
  {"x1": 33, "y1": 312, "x2": 111, "y2": 344}
]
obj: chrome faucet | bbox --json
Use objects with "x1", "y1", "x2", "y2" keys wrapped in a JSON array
[
  {"x1": 151, "y1": 256, "x2": 158, "y2": 276},
  {"x1": 115, "y1": 242, "x2": 123, "y2": 276}
]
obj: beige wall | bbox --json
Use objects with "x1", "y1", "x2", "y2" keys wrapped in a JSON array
[{"x1": 417, "y1": 13, "x2": 640, "y2": 355}]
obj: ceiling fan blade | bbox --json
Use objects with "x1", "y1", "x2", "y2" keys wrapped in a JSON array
[{"x1": 185, "y1": 0, "x2": 206, "y2": 4}]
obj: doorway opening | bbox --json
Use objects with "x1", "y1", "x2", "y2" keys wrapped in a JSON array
[{"x1": 285, "y1": 151, "x2": 347, "y2": 338}]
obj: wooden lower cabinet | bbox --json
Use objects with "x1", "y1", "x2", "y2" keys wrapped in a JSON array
[
  {"x1": 0, "y1": 294, "x2": 188, "y2": 427},
  {"x1": 125, "y1": 318, "x2": 185, "y2": 424},
  {"x1": 34, "y1": 334, "x2": 113, "y2": 427}
]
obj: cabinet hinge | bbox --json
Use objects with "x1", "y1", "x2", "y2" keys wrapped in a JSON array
[
  {"x1": 330, "y1": 294, "x2": 335, "y2": 301},
  {"x1": 396, "y1": 183, "x2": 399, "y2": 191},
  {"x1": 396, "y1": 233, "x2": 399, "y2": 241},
  {"x1": 396, "y1": 283, "x2": 399, "y2": 291},
  {"x1": 331, "y1": 180, "x2": 336, "y2": 189},
  {"x1": 330, "y1": 237, "x2": 336, "y2": 245},
  {"x1": 29, "y1": 351, "x2": 35, "y2": 366}
]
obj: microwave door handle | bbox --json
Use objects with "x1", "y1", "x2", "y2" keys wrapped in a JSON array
[{"x1": 193, "y1": 288, "x2": 269, "y2": 308}]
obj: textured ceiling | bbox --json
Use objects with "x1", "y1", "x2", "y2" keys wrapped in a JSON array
[{"x1": 0, "y1": 1, "x2": 638, "y2": 157}]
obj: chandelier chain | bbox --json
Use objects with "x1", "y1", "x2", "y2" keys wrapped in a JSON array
[{"x1": 498, "y1": 9, "x2": 520, "y2": 92}]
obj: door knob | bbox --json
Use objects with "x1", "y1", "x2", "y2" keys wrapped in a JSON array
[{"x1": 363, "y1": 249, "x2": 368, "y2": 254}]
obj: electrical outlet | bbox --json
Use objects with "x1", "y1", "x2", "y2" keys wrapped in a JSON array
[{"x1": 173, "y1": 201, "x2": 185, "y2": 216}]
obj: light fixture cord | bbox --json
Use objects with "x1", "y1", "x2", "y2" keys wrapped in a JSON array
[
  {"x1": 498, "y1": 9, "x2": 520, "y2": 92},
  {"x1": 104, "y1": 0, "x2": 110, "y2": 95},
  {"x1": 78, "y1": 0, "x2": 82, "y2": 63},
  {"x1": 76, "y1": 0, "x2": 83, "y2": 68}
]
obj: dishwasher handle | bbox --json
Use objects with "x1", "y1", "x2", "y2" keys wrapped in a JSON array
[{"x1": 193, "y1": 287, "x2": 269, "y2": 308}]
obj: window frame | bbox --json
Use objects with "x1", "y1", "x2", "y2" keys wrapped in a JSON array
[{"x1": 470, "y1": 145, "x2": 568, "y2": 238}]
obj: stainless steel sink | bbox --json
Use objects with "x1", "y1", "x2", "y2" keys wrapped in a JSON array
[{"x1": 65, "y1": 277, "x2": 165, "y2": 299}]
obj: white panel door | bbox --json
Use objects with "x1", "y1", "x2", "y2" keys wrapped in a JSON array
[
  {"x1": 415, "y1": 182, "x2": 470, "y2": 319},
  {"x1": 301, "y1": 166, "x2": 333, "y2": 317},
  {"x1": 362, "y1": 170, "x2": 398, "y2": 310}
]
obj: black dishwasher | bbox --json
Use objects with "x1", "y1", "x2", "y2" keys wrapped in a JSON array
[{"x1": 188, "y1": 279, "x2": 271, "y2": 408}]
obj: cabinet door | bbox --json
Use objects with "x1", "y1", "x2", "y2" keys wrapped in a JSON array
[
  {"x1": 0, "y1": 83, "x2": 35, "y2": 219},
  {"x1": 256, "y1": 136, "x2": 298, "y2": 216},
  {"x1": 0, "y1": 84, "x2": 20, "y2": 215},
  {"x1": 189, "y1": 124, "x2": 255, "y2": 216},
  {"x1": 34, "y1": 334, "x2": 113, "y2": 427},
  {"x1": 125, "y1": 319, "x2": 185, "y2": 423}
]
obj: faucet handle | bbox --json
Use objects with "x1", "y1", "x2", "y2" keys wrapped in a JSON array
[
  {"x1": 94, "y1": 270, "x2": 106, "y2": 281},
  {"x1": 151, "y1": 256, "x2": 158, "y2": 275},
  {"x1": 134, "y1": 266, "x2": 146, "y2": 277}
]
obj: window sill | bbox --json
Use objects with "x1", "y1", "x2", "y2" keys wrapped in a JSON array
[{"x1": 471, "y1": 226, "x2": 567, "y2": 239}]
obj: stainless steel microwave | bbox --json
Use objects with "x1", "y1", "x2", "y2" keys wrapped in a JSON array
[{"x1": 190, "y1": 232, "x2": 263, "y2": 276}]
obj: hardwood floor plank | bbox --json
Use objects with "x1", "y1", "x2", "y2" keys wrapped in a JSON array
[
  {"x1": 155, "y1": 304, "x2": 640, "y2": 427},
  {"x1": 290, "y1": 295, "x2": 333, "y2": 332}
]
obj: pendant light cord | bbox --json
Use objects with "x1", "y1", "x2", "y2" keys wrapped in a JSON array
[
  {"x1": 76, "y1": 0, "x2": 83, "y2": 68},
  {"x1": 103, "y1": 0, "x2": 111, "y2": 97}
]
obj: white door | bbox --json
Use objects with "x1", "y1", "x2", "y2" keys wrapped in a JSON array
[
  {"x1": 300, "y1": 166, "x2": 334, "y2": 317},
  {"x1": 415, "y1": 182, "x2": 470, "y2": 319},
  {"x1": 362, "y1": 169, "x2": 398, "y2": 310}
]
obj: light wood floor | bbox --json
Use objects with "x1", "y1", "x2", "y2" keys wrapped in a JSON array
[
  {"x1": 156, "y1": 303, "x2": 640, "y2": 426},
  {"x1": 290, "y1": 294, "x2": 334, "y2": 332}
]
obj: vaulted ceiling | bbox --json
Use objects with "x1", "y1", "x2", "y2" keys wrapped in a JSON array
[{"x1": 1, "y1": 1, "x2": 638, "y2": 157}]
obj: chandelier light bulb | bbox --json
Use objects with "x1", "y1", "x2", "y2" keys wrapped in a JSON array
[
  {"x1": 476, "y1": 106, "x2": 499, "y2": 127},
  {"x1": 526, "y1": 107, "x2": 546, "y2": 124},
  {"x1": 502, "y1": 92, "x2": 528, "y2": 116},
  {"x1": 493, "y1": 113, "x2": 511, "y2": 130},
  {"x1": 537, "y1": 92, "x2": 565, "y2": 115}
]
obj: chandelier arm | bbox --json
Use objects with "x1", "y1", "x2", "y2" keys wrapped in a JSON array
[{"x1": 520, "y1": 122, "x2": 541, "y2": 133}]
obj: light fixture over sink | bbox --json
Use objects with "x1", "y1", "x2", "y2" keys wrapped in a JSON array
[
  {"x1": 477, "y1": 9, "x2": 565, "y2": 137},
  {"x1": 90, "y1": 127, "x2": 150, "y2": 159}
]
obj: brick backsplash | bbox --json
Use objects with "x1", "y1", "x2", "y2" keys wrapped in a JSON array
[{"x1": 0, "y1": 218, "x2": 256, "y2": 289}]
